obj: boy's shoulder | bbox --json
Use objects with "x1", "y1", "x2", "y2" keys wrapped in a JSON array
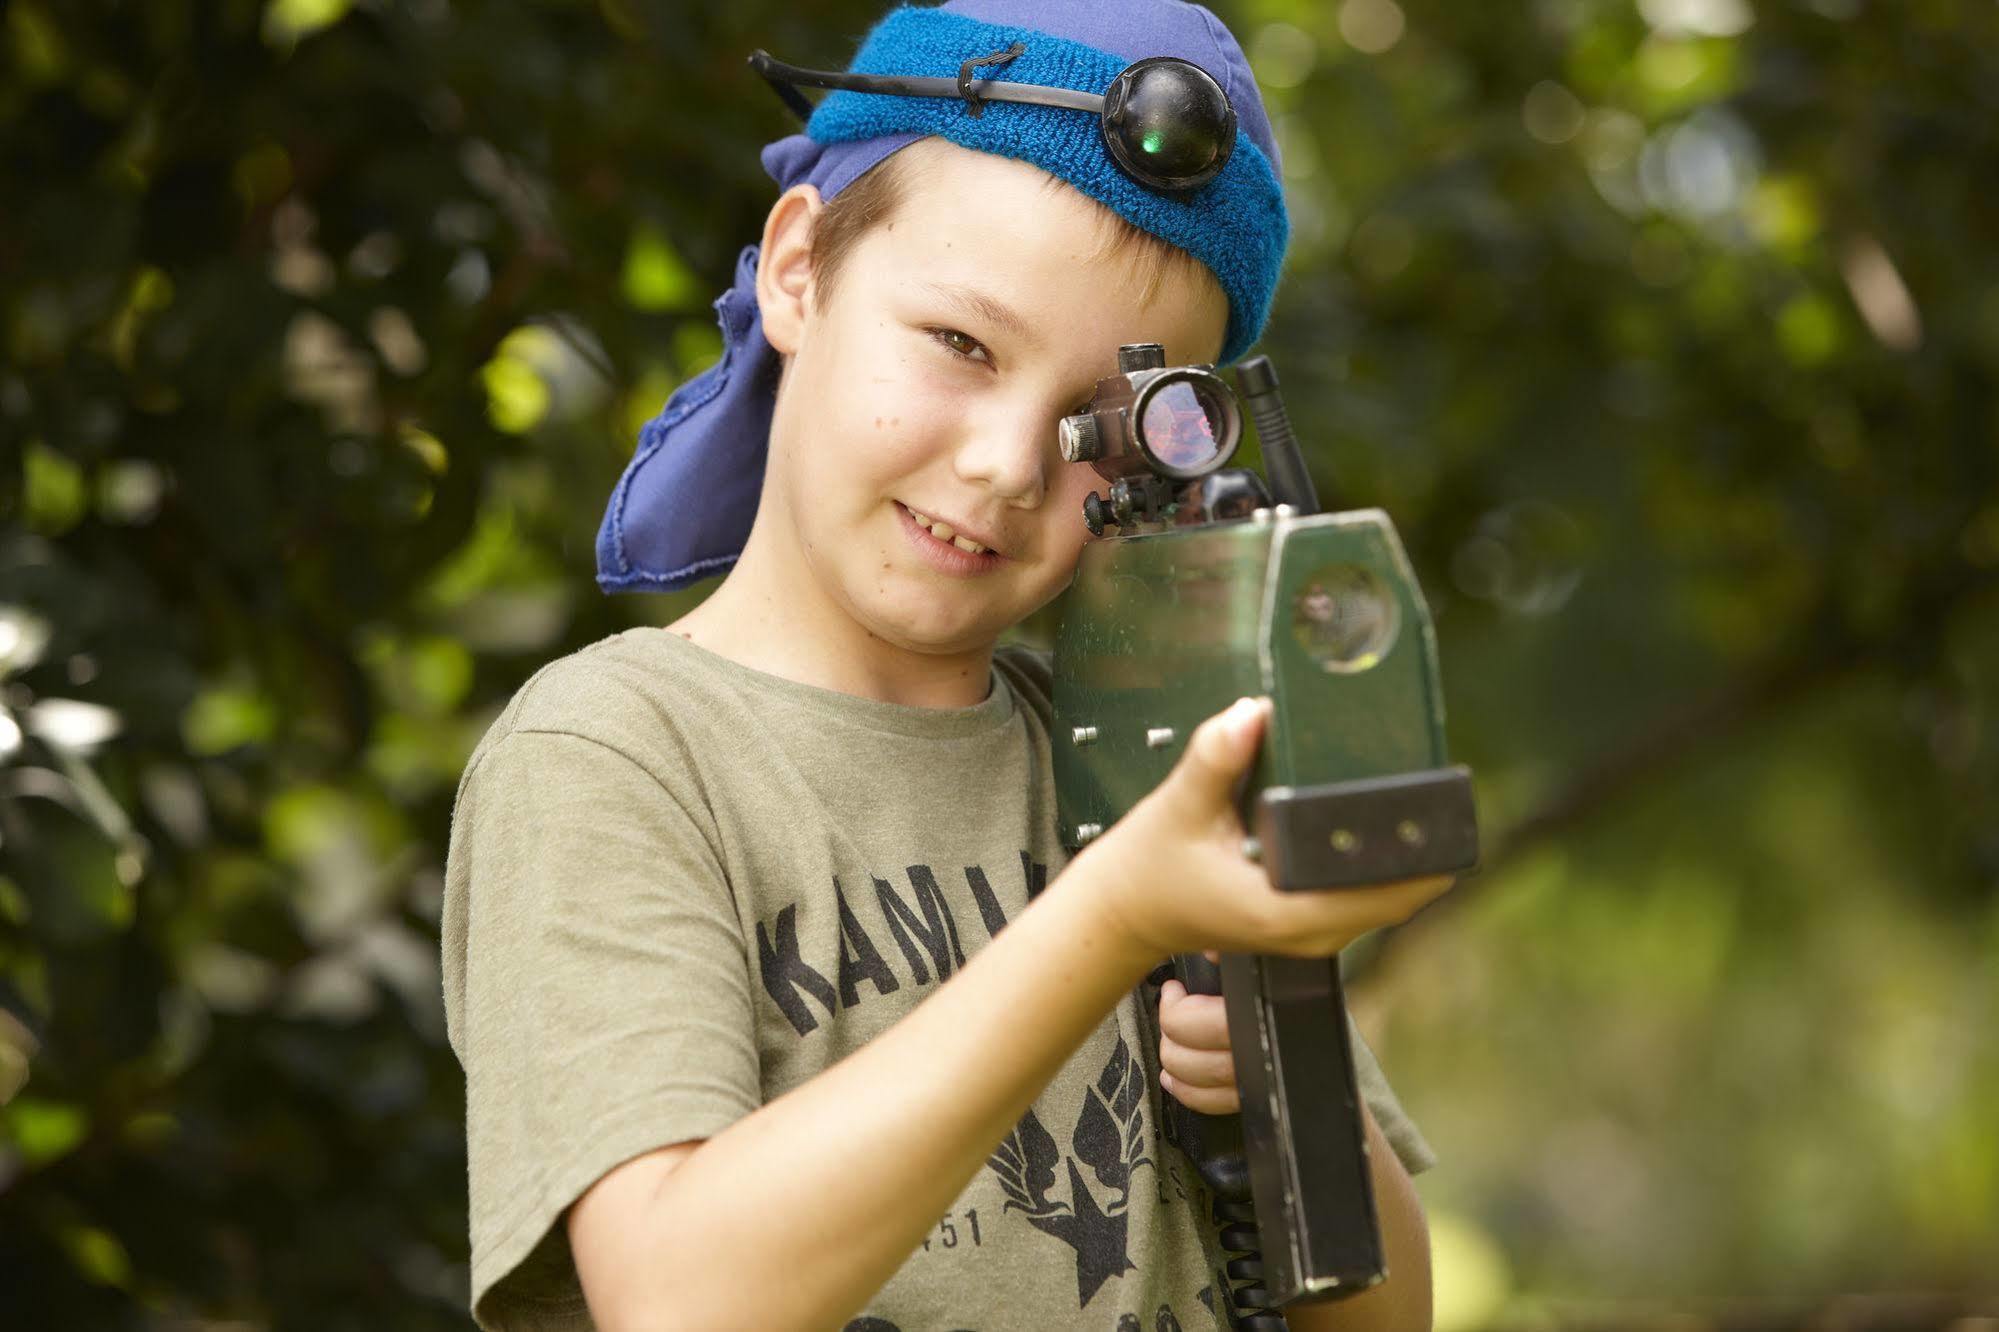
[
  {"x1": 456, "y1": 627, "x2": 707, "y2": 793},
  {"x1": 456, "y1": 630, "x2": 1058, "y2": 803}
]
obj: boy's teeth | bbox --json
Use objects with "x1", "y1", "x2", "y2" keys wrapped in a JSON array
[{"x1": 905, "y1": 504, "x2": 989, "y2": 554}]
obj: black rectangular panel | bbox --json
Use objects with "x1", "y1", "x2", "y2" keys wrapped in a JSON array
[{"x1": 1255, "y1": 765, "x2": 1479, "y2": 890}]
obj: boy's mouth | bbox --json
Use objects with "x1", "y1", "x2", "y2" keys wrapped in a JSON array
[{"x1": 899, "y1": 502, "x2": 1000, "y2": 558}]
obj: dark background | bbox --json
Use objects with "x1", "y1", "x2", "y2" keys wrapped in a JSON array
[{"x1": 2, "y1": 0, "x2": 1995, "y2": 1326}]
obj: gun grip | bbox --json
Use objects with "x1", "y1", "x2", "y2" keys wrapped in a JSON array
[{"x1": 1172, "y1": 950, "x2": 1224, "y2": 997}]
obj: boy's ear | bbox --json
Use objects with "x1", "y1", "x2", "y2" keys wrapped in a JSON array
[{"x1": 757, "y1": 183, "x2": 825, "y2": 357}]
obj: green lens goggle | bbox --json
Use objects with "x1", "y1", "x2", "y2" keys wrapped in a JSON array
[{"x1": 748, "y1": 42, "x2": 1239, "y2": 195}]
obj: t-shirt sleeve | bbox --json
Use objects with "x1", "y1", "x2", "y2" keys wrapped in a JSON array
[
  {"x1": 442, "y1": 727, "x2": 760, "y2": 1329},
  {"x1": 1348, "y1": 1016, "x2": 1438, "y2": 1176}
]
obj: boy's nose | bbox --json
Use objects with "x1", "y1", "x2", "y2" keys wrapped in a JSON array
[{"x1": 951, "y1": 414, "x2": 1053, "y2": 507}]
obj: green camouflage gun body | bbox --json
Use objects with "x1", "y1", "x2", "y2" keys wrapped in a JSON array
[{"x1": 1051, "y1": 505, "x2": 1475, "y2": 1310}]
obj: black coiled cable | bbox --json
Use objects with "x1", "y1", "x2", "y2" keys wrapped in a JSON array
[{"x1": 1213, "y1": 1191, "x2": 1287, "y2": 1330}]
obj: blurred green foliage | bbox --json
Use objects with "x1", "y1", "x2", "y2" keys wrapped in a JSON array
[{"x1": 1, "y1": 0, "x2": 1994, "y2": 1326}]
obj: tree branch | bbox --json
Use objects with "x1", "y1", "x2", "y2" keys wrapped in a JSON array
[{"x1": 1354, "y1": 564, "x2": 1999, "y2": 986}]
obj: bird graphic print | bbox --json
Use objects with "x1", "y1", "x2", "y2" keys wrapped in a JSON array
[{"x1": 985, "y1": 1033, "x2": 1155, "y2": 1307}]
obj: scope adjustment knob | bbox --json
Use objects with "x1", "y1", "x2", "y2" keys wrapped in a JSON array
[
  {"x1": 1059, "y1": 413, "x2": 1101, "y2": 463},
  {"x1": 1117, "y1": 342, "x2": 1167, "y2": 373},
  {"x1": 1082, "y1": 492, "x2": 1110, "y2": 536},
  {"x1": 1110, "y1": 480, "x2": 1139, "y2": 528}
]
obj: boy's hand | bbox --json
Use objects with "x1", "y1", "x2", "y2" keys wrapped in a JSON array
[
  {"x1": 1077, "y1": 696, "x2": 1454, "y2": 964},
  {"x1": 1158, "y1": 960, "x2": 1238, "y2": 1114}
]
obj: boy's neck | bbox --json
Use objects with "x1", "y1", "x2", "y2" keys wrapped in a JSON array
[{"x1": 668, "y1": 537, "x2": 998, "y2": 711}]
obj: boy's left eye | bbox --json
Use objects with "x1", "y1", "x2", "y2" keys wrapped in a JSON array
[{"x1": 929, "y1": 327, "x2": 993, "y2": 367}]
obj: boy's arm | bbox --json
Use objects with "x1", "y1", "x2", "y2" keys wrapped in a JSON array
[
  {"x1": 568, "y1": 859, "x2": 1158, "y2": 1330},
  {"x1": 567, "y1": 698, "x2": 1451, "y2": 1330}
]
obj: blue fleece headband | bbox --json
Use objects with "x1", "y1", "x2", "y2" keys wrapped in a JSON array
[
  {"x1": 597, "y1": 0, "x2": 1289, "y2": 595},
  {"x1": 809, "y1": 7, "x2": 1286, "y2": 363}
]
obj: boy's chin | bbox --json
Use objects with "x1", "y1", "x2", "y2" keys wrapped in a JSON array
[
  {"x1": 851, "y1": 593, "x2": 1017, "y2": 659},
  {"x1": 873, "y1": 615, "x2": 1009, "y2": 659}
]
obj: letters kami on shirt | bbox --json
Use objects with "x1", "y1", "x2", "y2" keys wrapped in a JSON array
[{"x1": 756, "y1": 849, "x2": 1048, "y2": 1036}]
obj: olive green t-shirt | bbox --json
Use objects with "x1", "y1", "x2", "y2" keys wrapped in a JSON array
[{"x1": 440, "y1": 627, "x2": 1435, "y2": 1331}]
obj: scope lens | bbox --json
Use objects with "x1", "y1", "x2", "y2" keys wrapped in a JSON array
[{"x1": 1139, "y1": 379, "x2": 1230, "y2": 473}]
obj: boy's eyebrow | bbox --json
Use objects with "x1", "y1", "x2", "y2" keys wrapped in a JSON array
[{"x1": 920, "y1": 281, "x2": 1041, "y2": 347}]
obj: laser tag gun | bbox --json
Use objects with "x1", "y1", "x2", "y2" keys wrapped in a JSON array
[{"x1": 1048, "y1": 344, "x2": 1479, "y2": 1327}]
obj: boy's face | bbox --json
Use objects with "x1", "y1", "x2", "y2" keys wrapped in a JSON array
[{"x1": 757, "y1": 138, "x2": 1232, "y2": 661}]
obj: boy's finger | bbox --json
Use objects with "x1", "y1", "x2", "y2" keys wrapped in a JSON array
[
  {"x1": 1264, "y1": 872, "x2": 1456, "y2": 951},
  {"x1": 1351, "y1": 872, "x2": 1455, "y2": 918},
  {"x1": 1159, "y1": 697, "x2": 1269, "y2": 816},
  {"x1": 1157, "y1": 989, "x2": 1230, "y2": 1051},
  {"x1": 1162, "y1": 1070, "x2": 1240, "y2": 1116},
  {"x1": 1159, "y1": 1035, "x2": 1235, "y2": 1088}
]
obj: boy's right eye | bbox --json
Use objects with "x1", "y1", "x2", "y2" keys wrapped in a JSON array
[{"x1": 928, "y1": 327, "x2": 994, "y2": 367}]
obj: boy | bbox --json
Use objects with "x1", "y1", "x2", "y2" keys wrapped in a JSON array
[{"x1": 441, "y1": 3, "x2": 1452, "y2": 1328}]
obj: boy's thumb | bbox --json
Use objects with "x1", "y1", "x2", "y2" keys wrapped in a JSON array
[{"x1": 1162, "y1": 696, "x2": 1269, "y2": 814}]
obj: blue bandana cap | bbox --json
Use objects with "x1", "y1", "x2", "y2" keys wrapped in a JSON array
[
  {"x1": 810, "y1": 6, "x2": 1287, "y2": 363},
  {"x1": 598, "y1": 0, "x2": 1289, "y2": 595}
]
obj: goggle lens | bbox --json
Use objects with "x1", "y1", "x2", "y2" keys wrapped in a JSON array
[{"x1": 1102, "y1": 58, "x2": 1238, "y2": 192}]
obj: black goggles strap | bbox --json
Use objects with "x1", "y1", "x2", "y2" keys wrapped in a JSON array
[{"x1": 750, "y1": 48, "x2": 1104, "y2": 120}]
